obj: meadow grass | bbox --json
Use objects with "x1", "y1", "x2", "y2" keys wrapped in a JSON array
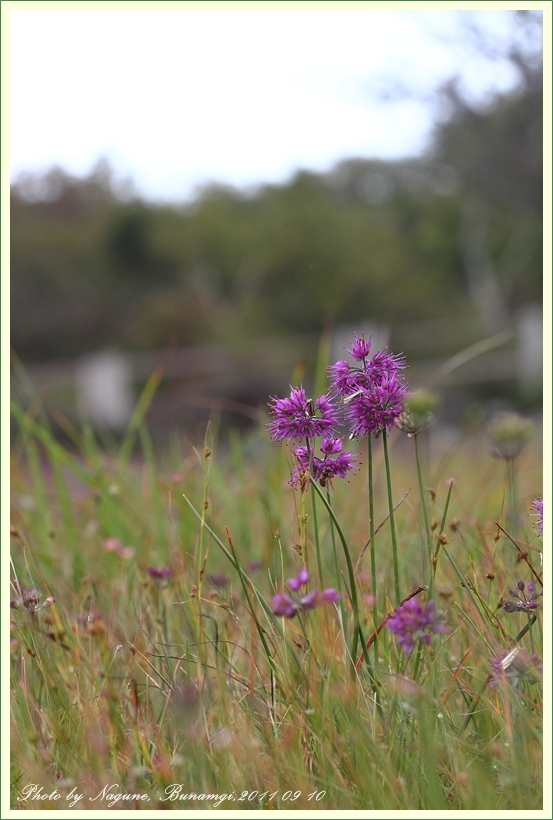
[{"x1": 9, "y1": 395, "x2": 543, "y2": 811}]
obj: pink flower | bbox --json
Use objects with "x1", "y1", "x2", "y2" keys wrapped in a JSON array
[
  {"x1": 530, "y1": 496, "x2": 543, "y2": 536},
  {"x1": 267, "y1": 386, "x2": 339, "y2": 443},
  {"x1": 387, "y1": 599, "x2": 448, "y2": 654}
]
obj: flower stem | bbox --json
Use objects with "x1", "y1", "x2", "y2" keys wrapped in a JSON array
[
  {"x1": 431, "y1": 479, "x2": 454, "y2": 598},
  {"x1": 311, "y1": 481, "x2": 359, "y2": 674},
  {"x1": 367, "y1": 435, "x2": 378, "y2": 667},
  {"x1": 412, "y1": 639, "x2": 424, "y2": 683},
  {"x1": 414, "y1": 433, "x2": 432, "y2": 582},
  {"x1": 310, "y1": 484, "x2": 324, "y2": 586},
  {"x1": 327, "y1": 489, "x2": 341, "y2": 592},
  {"x1": 506, "y1": 456, "x2": 519, "y2": 541},
  {"x1": 306, "y1": 438, "x2": 324, "y2": 587},
  {"x1": 326, "y1": 488, "x2": 346, "y2": 628},
  {"x1": 382, "y1": 432, "x2": 400, "y2": 606}
]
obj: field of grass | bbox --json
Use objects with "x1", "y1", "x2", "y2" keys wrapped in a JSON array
[{"x1": 9, "y1": 385, "x2": 543, "y2": 811}]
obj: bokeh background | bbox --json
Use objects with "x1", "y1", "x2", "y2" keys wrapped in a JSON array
[{"x1": 10, "y1": 8, "x2": 543, "y2": 443}]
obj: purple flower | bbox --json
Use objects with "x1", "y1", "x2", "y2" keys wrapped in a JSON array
[
  {"x1": 327, "y1": 360, "x2": 358, "y2": 395},
  {"x1": 290, "y1": 440, "x2": 359, "y2": 488},
  {"x1": 208, "y1": 573, "x2": 230, "y2": 588},
  {"x1": 345, "y1": 374, "x2": 408, "y2": 438},
  {"x1": 320, "y1": 436, "x2": 345, "y2": 455},
  {"x1": 491, "y1": 648, "x2": 542, "y2": 689},
  {"x1": 246, "y1": 560, "x2": 264, "y2": 571},
  {"x1": 271, "y1": 578, "x2": 342, "y2": 618},
  {"x1": 267, "y1": 386, "x2": 339, "y2": 443},
  {"x1": 530, "y1": 497, "x2": 543, "y2": 536},
  {"x1": 148, "y1": 566, "x2": 173, "y2": 586},
  {"x1": 272, "y1": 592, "x2": 297, "y2": 618},
  {"x1": 288, "y1": 567, "x2": 309, "y2": 591},
  {"x1": 299, "y1": 587, "x2": 342, "y2": 609},
  {"x1": 297, "y1": 566, "x2": 309, "y2": 585},
  {"x1": 321, "y1": 588, "x2": 341, "y2": 604},
  {"x1": 387, "y1": 599, "x2": 448, "y2": 654},
  {"x1": 292, "y1": 445, "x2": 310, "y2": 467},
  {"x1": 348, "y1": 332, "x2": 372, "y2": 362},
  {"x1": 299, "y1": 590, "x2": 319, "y2": 610},
  {"x1": 328, "y1": 337, "x2": 408, "y2": 438},
  {"x1": 367, "y1": 349, "x2": 406, "y2": 381},
  {"x1": 320, "y1": 451, "x2": 359, "y2": 481},
  {"x1": 10, "y1": 587, "x2": 54, "y2": 612},
  {"x1": 503, "y1": 580, "x2": 542, "y2": 613}
]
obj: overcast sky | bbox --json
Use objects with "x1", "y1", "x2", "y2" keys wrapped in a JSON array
[{"x1": 9, "y1": 7, "x2": 542, "y2": 202}]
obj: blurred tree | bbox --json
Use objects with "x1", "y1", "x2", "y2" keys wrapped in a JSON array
[
  {"x1": 10, "y1": 14, "x2": 541, "y2": 369},
  {"x1": 429, "y1": 9, "x2": 543, "y2": 327}
]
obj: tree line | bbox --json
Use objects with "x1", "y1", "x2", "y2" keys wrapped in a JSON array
[{"x1": 11, "y1": 64, "x2": 542, "y2": 370}]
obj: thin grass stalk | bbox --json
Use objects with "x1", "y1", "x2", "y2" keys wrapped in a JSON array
[
  {"x1": 382, "y1": 432, "x2": 400, "y2": 605},
  {"x1": 494, "y1": 522, "x2": 543, "y2": 587},
  {"x1": 506, "y1": 456, "x2": 519, "y2": 538},
  {"x1": 411, "y1": 639, "x2": 424, "y2": 683},
  {"x1": 195, "y1": 431, "x2": 213, "y2": 679},
  {"x1": 139, "y1": 425, "x2": 168, "y2": 558},
  {"x1": 414, "y1": 433, "x2": 432, "y2": 580},
  {"x1": 10, "y1": 402, "x2": 93, "y2": 487},
  {"x1": 180, "y1": 491, "x2": 305, "y2": 677},
  {"x1": 310, "y1": 481, "x2": 359, "y2": 671},
  {"x1": 430, "y1": 479, "x2": 454, "y2": 597},
  {"x1": 459, "y1": 613, "x2": 538, "y2": 734},
  {"x1": 118, "y1": 366, "x2": 164, "y2": 465}
]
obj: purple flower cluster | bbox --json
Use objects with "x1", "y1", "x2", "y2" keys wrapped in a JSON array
[
  {"x1": 272, "y1": 567, "x2": 341, "y2": 618},
  {"x1": 267, "y1": 386, "x2": 339, "y2": 443},
  {"x1": 267, "y1": 384, "x2": 358, "y2": 487},
  {"x1": 10, "y1": 587, "x2": 55, "y2": 612},
  {"x1": 503, "y1": 580, "x2": 542, "y2": 613},
  {"x1": 327, "y1": 333, "x2": 408, "y2": 438},
  {"x1": 387, "y1": 598, "x2": 448, "y2": 654},
  {"x1": 290, "y1": 437, "x2": 359, "y2": 488},
  {"x1": 267, "y1": 333, "x2": 409, "y2": 488},
  {"x1": 530, "y1": 496, "x2": 543, "y2": 536}
]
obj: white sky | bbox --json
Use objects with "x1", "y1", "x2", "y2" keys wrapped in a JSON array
[{"x1": 9, "y1": 7, "x2": 541, "y2": 202}]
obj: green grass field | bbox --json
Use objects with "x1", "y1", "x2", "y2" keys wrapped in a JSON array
[{"x1": 10, "y1": 393, "x2": 543, "y2": 811}]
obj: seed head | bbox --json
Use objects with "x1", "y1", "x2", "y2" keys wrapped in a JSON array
[{"x1": 488, "y1": 412, "x2": 535, "y2": 460}]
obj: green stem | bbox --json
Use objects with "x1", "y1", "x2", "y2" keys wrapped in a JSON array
[
  {"x1": 197, "y1": 431, "x2": 213, "y2": 674},
  {"x1": 414, "y1": 433, "x2": 432, "y2": 581},
  {"x1": 326, "y1": 489, "x2": 346, "y2": 630},
  {"x1": 181, "y1": 492, "x2": 310, "y2": 694},
  {"x1": 310, "y1": 485, "x2": 323, "y2": 585},
  {"x1": 527, "y1": 612, "x2": 536, "y2": 654},
  {"x1": 367, "y1": 435, "x2": 379, "y2": 667},
  {"x1": 306, "y1": 438, "x2": 324, "y2": 586},
  {"x1": 310, "y1": 482, "x2": 359, "y2": 672},
  {"x1": 431, "y1": 480, "x2": 454, "y2": 598},
  {"x1": 412, "y1": 639, "x2": 424, "y2": 683},
  {"x1": 382, "y1": 432, "x2": 400, "y2": 606},
  {"x1": 327, "y1": 489, "x2": 341, "y2": 594},
  {"x1": 506, "y1": 457, "x2": 519, "y2": 539}
]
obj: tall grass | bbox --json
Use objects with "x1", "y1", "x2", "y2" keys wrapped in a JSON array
[{"x1": 9, "y1": 395, "x2": 543, "y2": 811}]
